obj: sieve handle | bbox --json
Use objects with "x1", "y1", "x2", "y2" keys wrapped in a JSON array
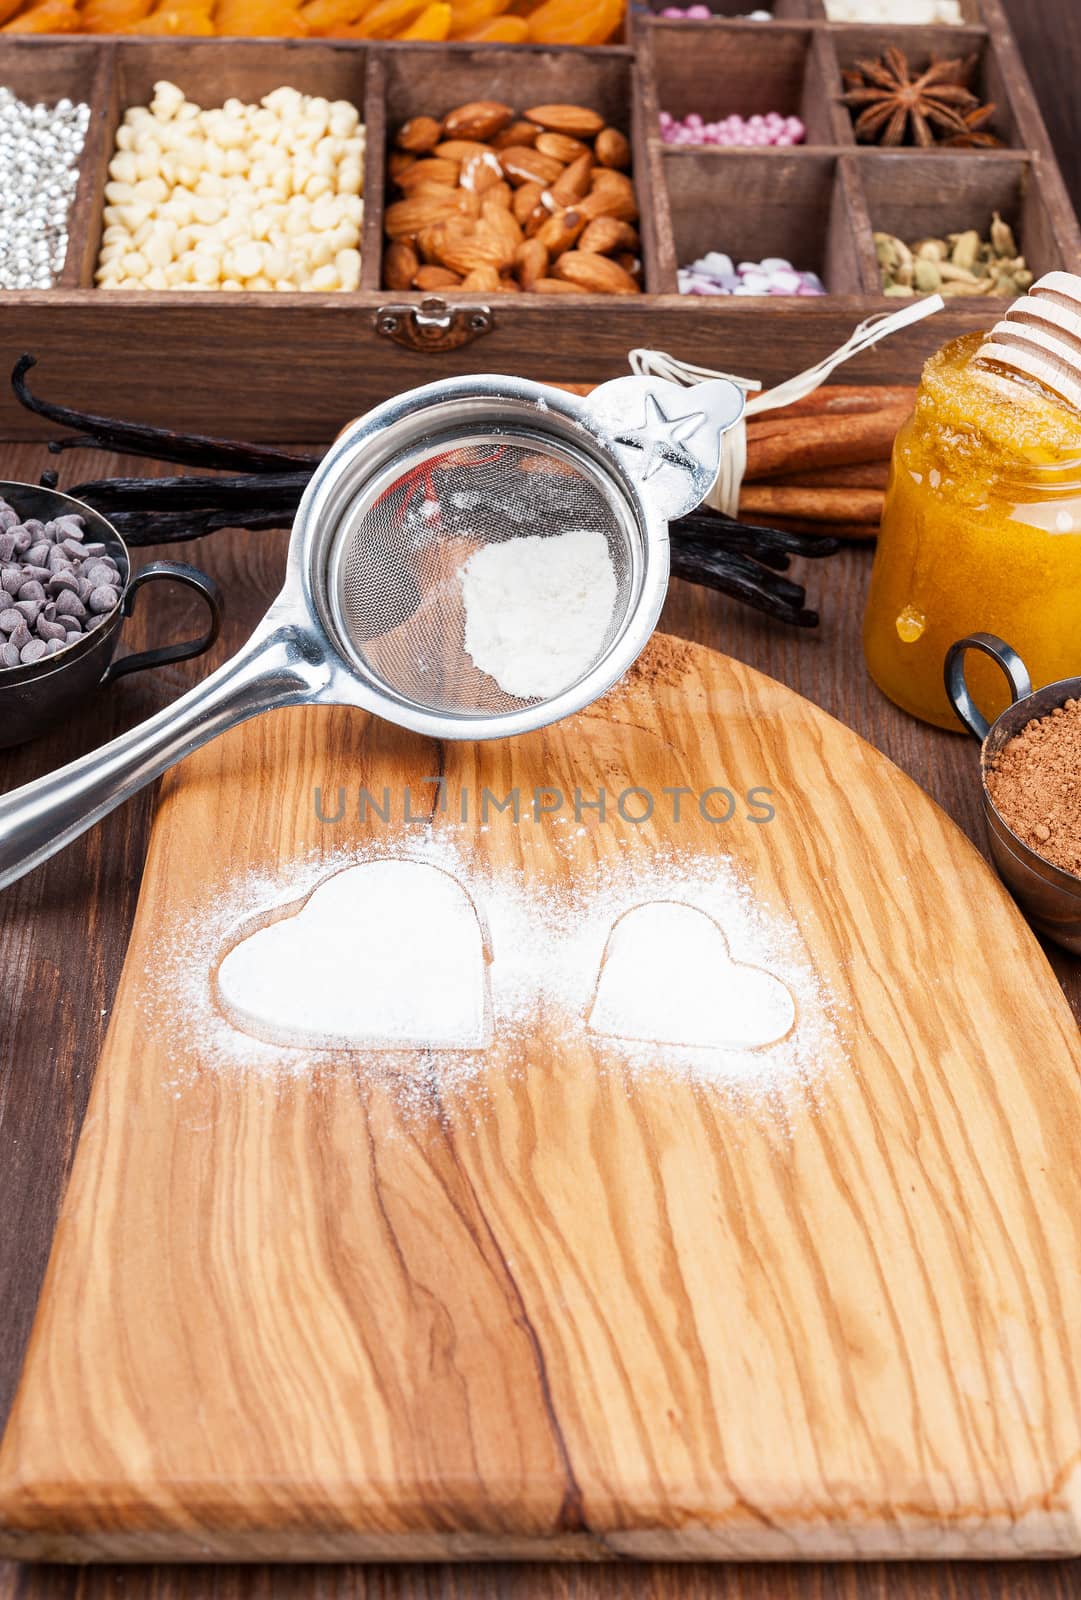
[{"x1": 0, "y1": 613, "x2": 328, "y2": 893}]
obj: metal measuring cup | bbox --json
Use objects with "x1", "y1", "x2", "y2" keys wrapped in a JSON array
[
  {"x1": 0, "y1": 482, "x2": 222, "y2": 751},
  {"x1": 945, "y1": 631, "x2": 1081, "y2": 954}
]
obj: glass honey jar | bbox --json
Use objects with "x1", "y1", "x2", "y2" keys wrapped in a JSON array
[{"x1": 863, "y1": 328, "x2": 1081, "y2": 730}]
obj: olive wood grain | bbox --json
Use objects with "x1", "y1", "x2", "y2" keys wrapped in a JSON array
[
  {"x1": 0, "y1": 437, "x2": 1078, "y2": 1595},
  {"x1": 2, "y1": 628, "x2": 1081, "y2": 1563}
]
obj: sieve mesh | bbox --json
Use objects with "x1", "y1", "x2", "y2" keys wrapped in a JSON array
[{"x1": 333, "y1": 433, "x2": 637, "y2": 718}]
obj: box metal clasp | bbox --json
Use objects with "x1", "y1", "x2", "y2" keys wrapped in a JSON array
[{"x1": 374, "y1": 297, "x2": 494, "y2": 353}]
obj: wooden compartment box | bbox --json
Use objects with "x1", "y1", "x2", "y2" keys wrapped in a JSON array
[{"x1": 0, "y1": 0, "x2": 1075, "y2": 441}]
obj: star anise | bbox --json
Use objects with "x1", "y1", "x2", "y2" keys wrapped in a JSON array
[
  {"x1": 939, "y1": 103, "x2": 1004, "y2": 149},
  {"x1": 839, "y1": 47, "x2": 995, "y2": 148}
]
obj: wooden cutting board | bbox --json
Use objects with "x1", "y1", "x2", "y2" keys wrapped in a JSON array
[{"x1": 2, "y1": 635, "x2": 1081, "y2": 1564}]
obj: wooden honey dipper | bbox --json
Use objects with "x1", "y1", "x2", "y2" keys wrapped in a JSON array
[{"x1": 978, "y1": 270, "x2": 1081, "y2": 411}]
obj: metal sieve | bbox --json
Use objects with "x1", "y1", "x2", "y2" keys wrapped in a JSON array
[{"x1": 0, "y1": 373, "x2": 744, "y2": 889}]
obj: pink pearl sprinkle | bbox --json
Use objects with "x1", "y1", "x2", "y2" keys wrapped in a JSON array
[{"x1": 659, "y1": 108, "x2": 806, "y2": 147}]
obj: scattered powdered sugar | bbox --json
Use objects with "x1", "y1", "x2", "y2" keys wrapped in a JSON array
[
  {"x1": 143, "y1": 827, "x2": 845, "y2": 1117},
  {"x1": 459, "y1": 527, "x2": 617, "y2": 700}
]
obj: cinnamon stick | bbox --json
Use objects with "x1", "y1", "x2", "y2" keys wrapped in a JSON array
[
  {"x1": 760, "y1": 383, "x2": 915, "y2": 420},
  {"x1": 744, "y1": 406, "x2": 910, "y2": 481},
  {"x1": 739, "y1": 486, "x2": 885, "y2": 524},
  {"x1": 766, "y1": 515, "x2": 879, "y2": 542},
  {"x1": 760, "y1": 461, "x2": 890, "y2": 491}
]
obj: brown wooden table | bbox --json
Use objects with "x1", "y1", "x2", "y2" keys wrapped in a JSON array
[{"x1": 2, "y1": 6, "x2": 1080, "y2": 1586}]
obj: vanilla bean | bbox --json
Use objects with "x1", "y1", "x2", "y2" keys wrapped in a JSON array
[
  {"x1": 675, "y1": 510, "x2": 842, "y2": 563},
  {"x1": 85, "y1": 506, "x2": 298, "y2": 545},
  {"x1": 12, "y1": 355, "x2": 321, "y2": 475},
  {"x1": 69, "y1": 472, "x2": 310, "y2": 514},
  {"x1": 669, "y1": 538, "x2": 820, "y2": 628}
]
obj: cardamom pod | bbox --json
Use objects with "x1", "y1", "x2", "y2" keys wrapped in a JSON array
[
  {"x1": 950, "y1": 230, "x2": 982, "y2": 271},
  {"x1": 913, "y1": 258, "x2": 942, "y2": 292},
  {"x1": 940, "y1": 262, "x2": 981, "y2": 284},
  {"x1": 990, "y1": 210, "x2": 1017, "y2": 258}
]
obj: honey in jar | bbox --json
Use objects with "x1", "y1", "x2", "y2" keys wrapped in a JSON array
[{"x1": 863, "y1": 314, "x2": 1081, "y2": 730}]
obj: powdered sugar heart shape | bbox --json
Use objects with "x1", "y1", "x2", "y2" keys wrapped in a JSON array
[
  {"x1": 214, "y1": 860, "x2": 492, "y2": 1051},
  {"x1": 587, "y1": 900, "x2": 795, "y2": 1050}
]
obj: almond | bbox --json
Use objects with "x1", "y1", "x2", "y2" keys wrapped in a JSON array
[
  {"x1": 615, "y1": 251, "x2": 643, "y2": 281},
  {"x1": 460, "y1": 265, "x2": 502, "y2": 292},
  {"x1": 577, "y1": 185, "x2": 639, "y2": 225},
  {"x1": 388, "y1": 151, "x2": 418, "y2": 183},
  {"x1": 535, "y1": 130, "x2": 590, "y2": 164},
  {"x1": 534, "y1": 206, "x2": 585, "y2": 258},
  {"x1": 385, "y1": 190, "x2": 470, "y2": 239},
  {"x1": 552, "y1": 251, "x2": 641, "y2": 294},
  {"x1": 434, "y1": 139, "x2": 492, "y2": 162},
  {"x1": 532, "y1": 277, "x2": 581, "y2": 294},
  {"x1": 524, "y1": 201, "x2": 555, "y2": 237},
  {"x1": 486, "y1": 180, "x2": 513, "y2": 210},
  {"x1": 481, "y1": 197, "x2": 523, "y2": 255},
  {"x1": 416, "y1": 222, "x2": 448, "y2": 264},
  {"x1": 590, "y1": 168, "x2": 636, "y2": 201},
  {"x1": 594, "y1": 126, "x2": 631, "y2": 169},
  {"x1": 435, "y1": 217, "x2": 514, "y2": 277},
  {"x1": 514, "y1": 237, "x2": 548, "y2": 289},
  {"x1": 461, "y1": 150, "x2": 505, "y2": 193},
  {"x1": 396, "y1": 115, "x2": 441, "y2": 154},
  {"x1": 524, "y1": 103, "x2": 605, "y2": 139},
  {"x1": 383, "y1": 239, "x2": 419, "y2": 289},
  {"x1": 442, "y1": 100, "x2": 513, "y2": 142},
  {"x1": 578, "y1": 216, "x2": 638, "y2": 254},
  {"x1": 414, "y1": 264, "x2": 463, "y2": 290},
  {"x1": 499, "y1": 145, "x2": 565, "y2": 188},
  {"x1": 395, "y1": 158, "x2": 461, "y2": 191},
  {"x1": 491, "y1": 119, "x2": 539, "y2": 150},
  {"x1": 512, "y1": 180, "x2": 545, "y2": 225},
  {"x1": 550, "y1": 151, "x2": 594, "y2": 206}
]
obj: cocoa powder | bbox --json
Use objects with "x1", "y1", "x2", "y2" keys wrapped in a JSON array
[{"x1": 986, "y1": 697, "x2": 1081, "y2": 877}]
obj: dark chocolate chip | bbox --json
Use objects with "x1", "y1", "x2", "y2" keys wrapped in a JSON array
[
  {"x1": 54, "y1": 590, "x2": 86, "y2": 619},
  {"x1": 19, "y1": 638, "x2": 47, "y2": 664},
  {"x1": 88, "y1": 585, "x2": 118, "y2": 615},
  {"x1": 0, "y1": 607, "x2": 22, "y2": 632},
  {"x1": 17, "y1": 580, "x2": 45, "y2": 604}
]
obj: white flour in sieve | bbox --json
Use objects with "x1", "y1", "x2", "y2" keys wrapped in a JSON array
[
  {"x1": 458, "y1": 526, "x2": 617, "y2": 699},
  {"x1": 142, "y1": 828, "x2": 846, "y2": 1115}
]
